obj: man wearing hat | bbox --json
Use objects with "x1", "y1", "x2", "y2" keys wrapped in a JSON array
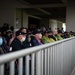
[
  {"x1": 30, "y1": 29, "x2": 43, "y2": 46},
  {"x1": 11, "y1": 30, "x2": 27, "y2": 51}
]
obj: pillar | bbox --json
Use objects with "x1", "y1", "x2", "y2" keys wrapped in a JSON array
[
  {"x1": 66, "y1": 7, "x2": 75, "y2": 32},
  {"x1": 49, "y1": 19, "x2": 57, "y2": 30}
]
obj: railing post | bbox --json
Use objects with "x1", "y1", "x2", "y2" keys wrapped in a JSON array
[
  {"x1": 10, "y1": 61, "x2": 15, "y2": 75},
  {"x1": 19, "y1": 58, "x2": 23, "y2": 75},
  {"x1": 53, "y1": 46, "x2": 55, "y2": 75},
  {"x1": 48, "y1": 48, "x2": 50, "y2": 75},
  {"x1": 45, "y1": 48, "x2": 48, "y2": 75},
  {"x1": 31, "y1": 53, "x2": 35, "y2": 75},
  {"x1": 41, "y1": 50, "x2": 44, "y2": 75},
  {"x1": 26, "y1": 55, "x2": 29, "y2": 75},
  {"x1": 50, "y1": 47, "x2": 53, "y2": 75},
  {"x1": 54, "y1": 45, "x2": 57, "y2": 75},
  {"x1": 61, "y1": 43, "x2": 63, "y2": 75},
  {"x1": 36, "y1": 50, "x2": 41, "y2": 75},
  {"x1": 0, "y1": 65, "x2": 4, "y2": 75}
]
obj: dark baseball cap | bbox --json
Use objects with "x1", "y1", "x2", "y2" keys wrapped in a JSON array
[
  {"x1": 32, "y1": 29, "x2": 41, "y2": 35},
  {"x1": 16, "y1": 30, "x2": 27, "y2": 36}
]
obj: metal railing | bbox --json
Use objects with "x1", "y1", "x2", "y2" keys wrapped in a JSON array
[{"x1": 0, "y1": 37, "x2": 75, "y2": 75}]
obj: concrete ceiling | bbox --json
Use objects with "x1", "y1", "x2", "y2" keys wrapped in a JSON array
[{"x1": 18, "y1": 0, "x2": 75, "y2": 22}]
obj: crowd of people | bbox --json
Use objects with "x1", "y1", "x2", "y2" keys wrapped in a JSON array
[
  {"x1": 0, "y1": 23, "x2": 75, "y2": 75},
  {"x1": 0, "y1": 24, "x2": 75, "y2": 54}
]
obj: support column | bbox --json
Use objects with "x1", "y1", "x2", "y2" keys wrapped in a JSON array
[
  {"x1": 49, "y1": 19, "x2": 63, "y2": 30},
  {"x1": 49, "y1": 19, "x2": 57, "y2": 30},
  {"x1": 66, "y1": 7, "x2": 75, "y2": 32}
]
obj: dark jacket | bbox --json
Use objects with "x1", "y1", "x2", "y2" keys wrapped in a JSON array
[
  {"x1": 23, "y1": 35, "x2": 31, "y2": 48},
  {"x1": 11, "y1": 38, "x2": 25, "y2": 52},
  {"x1": 30, "y1": 36, "x2": 43, "y2": 47}
]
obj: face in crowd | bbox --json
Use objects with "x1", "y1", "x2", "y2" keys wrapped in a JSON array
[
  {"x1": 35, "y1": 33, "x2": 42, "y2": 40},
  {"x1": 20, "y1": 27, "x2": 27, "y2": 33},
  {"x1": 16, "y1": 30, "x2": 26, "y2": 42},
  {"x1": 18, "y1": 34, "x2": 26, "y2": 42},
  {"x1": 53, "y1": 29, "x2": 58, "y2": 35}
]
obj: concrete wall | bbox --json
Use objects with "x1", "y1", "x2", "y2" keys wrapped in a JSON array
[
  {"x1": 0, "y1": 0, "x2": 28, "y2": 29},
  {"x1": 0, "y1": 8, "x2": 16, "y2": 28},
  {"x1": 23, "y1": 10, "x2": 28, "y2": 28},
  {"x1": 16, "y1": 9, "x2": 28, "y2": 29},
  {"x1": 40, "y1": 18, "x2": 49, "y2": 29},
  {"x1": 0, "y1": 0, "x2": 64, "y2": 30},
  {"x1": 16, "y1": 9, "x2": 22, "y2": 29},
  {"x1": 66, "y1": 7, "x2": 75, "y2": 32},
  {"x1": 0, "y1": 8, "x2": 28, "y2": 29},
  {"x1": 1, "y1": 0, "x2": 75, "y2": 31}
]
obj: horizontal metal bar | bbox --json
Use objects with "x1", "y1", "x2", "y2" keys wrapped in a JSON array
[{"x1": 0, "y1": 37, "x2": 75, "y2": 65}]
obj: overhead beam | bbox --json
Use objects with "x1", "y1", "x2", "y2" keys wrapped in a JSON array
[
  {"x1": 36, "y1": 8, "x2": 51, "y2": 15},
  {"x1": 61, "y1": 0, "x2": 68, "y2": 4},
  {"x1": 18, "y1": 0, "x2": 75, "y2": 8},
  {"x1": 30, "y1": 3, "x2": 66, "y2": 8},
  {"x1": 18, "y1": 0, "x2": 66, "y2": 8},
  {"x1": 28, "y1": 15, "x2": 42, "y2": 19},
  {"x1": 18, "y1": 0, "x2": 51, "y2": 15},
  {"x1": 18, "y1": 0, "x2": 31, "y2": 6}
]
